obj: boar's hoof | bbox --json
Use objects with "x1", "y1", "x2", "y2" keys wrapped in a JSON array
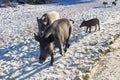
[
  {"x1": 39, "y1": 60, "x2": 44, "y2": 64},
  {"x1": 64, "y1": 49, "x2": 67, "y2": 53},
  {"x1": 50, "y1": 63, "x2": 53, "y2": 66},
  {"x1": 67, "y1": 43, "x2": 70, "y2": 48},
  {"x1": 60, "y1": 52, "x2": 65, "y2": 56},
  {"x1": 64, "y1": 43, "x2": 70, "y2": 52},
  {"x1": 89, "y1": 31, "x2": 91, "y2": 33}
]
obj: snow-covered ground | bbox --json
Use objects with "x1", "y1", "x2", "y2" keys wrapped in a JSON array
[
  {"x1": 91, "y1": 36, "x2": 120, "y2": 80},
  {"x1": 0, "y1": 0, "x2": 120, "y2": 80}
]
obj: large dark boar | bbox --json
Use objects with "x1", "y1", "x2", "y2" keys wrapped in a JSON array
[
  {"x1": 37, "y1": 11, "x2": 60, "y2": 36},
  {"x1": 80, "y1": 18, "x2": 100, "y2": 33},
  {"x1": 34, "y1": 18, "x2": 74, "y2": 65}
]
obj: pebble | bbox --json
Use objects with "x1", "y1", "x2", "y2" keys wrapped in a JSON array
[{"x1": 20, "y1": 46, "x2": 28, "y2": 51}]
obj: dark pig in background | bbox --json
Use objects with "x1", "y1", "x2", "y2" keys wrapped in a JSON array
[{"x1": 80, "y1": 18, "x2": 100, "y2": 33}]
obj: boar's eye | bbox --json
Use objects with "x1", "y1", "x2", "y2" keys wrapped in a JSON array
[
  {"x1": 48, "y1": 34, "x2": 54, "y2": 43},
  {"x1": 41, "y1": 26, "x2": 45, "y2": 31}
]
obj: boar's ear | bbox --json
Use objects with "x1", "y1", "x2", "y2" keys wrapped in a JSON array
[
  {"x1": 42, "y1": 15, "x2": 48, "y2": 25},
  {"x1": 69, "y1": 19, "x2": 74, "y2": 24},
  {"x1": 34, "y1": 33, "x2": 41, "y2": 42},
  {"x1": 48, "y1": 34, "x2": 54, "y2": 43},
  {"x1": 37, "y1": 17, "x2": 41, "y2": 25},
  {"x1": 83, "y1": 19, "x2": 86, "y2": 22},
  {"x1": 82, "y1": 18, "x2": 85, "y2": 21},
  {"x1": 37, "y1": 17, "x2": 39, "y2": 22}
]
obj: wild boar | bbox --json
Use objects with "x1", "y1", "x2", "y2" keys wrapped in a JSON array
[
  {"x1": 112, "y1": 1, "x2": 116, "y2": 6},
  {"x1": 37, "y1": 11, "x2": 60, "y2": 36},
  {"x1": 34, "y1": 18, "x2": 74, "y2": 65},
  {"x1": 103, "y1": 2, "x2": 108, "y2": 6},
  {"x1": 80, "y1": 18, "x2": 100, "y2": 33}
]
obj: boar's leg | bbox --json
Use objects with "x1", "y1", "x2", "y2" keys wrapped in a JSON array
[
  {"x1": 64, "y1": 37, "x2": 71, "y2": 52},
  {"x1": 98, "y1": 24, "x2": 100, "y2": 30},
  {"x1": 64, "y1": 27, "x2": 71, "y2": 52},
  {"x1": 50, "y1": 53, "x2": 54, "y2": 65},
  {"x1": 95, "y1": 25, "x2": 97, "y2": 31},
  {"x1": 86, "y1": 27, "x2": 89, "y2": 33},
  {"x1": 64, "y1": 41, "x2": 70, "y2": 53},
  {"x1": 59, "y1": 45, "x2": 64, "y2": 56},
  {"x1": 89, "y1": 26, "x2": 91, "y2": 33}
]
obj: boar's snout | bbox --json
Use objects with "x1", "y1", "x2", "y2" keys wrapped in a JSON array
[
  {"x1": 39, "y1": 56, "x2": 46, "y2": 64},
  {"x1": 39, "y1": 60, "x2": 44, "y2": 64},
  {"x1": 80, "y1": 25, "x2": 83, "y2": 28}
]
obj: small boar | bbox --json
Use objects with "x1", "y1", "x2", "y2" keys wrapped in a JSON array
[
  {"x1": 18, "y1": 1, "x2": 25, "y2": 5},
  {"x1": 34, "y1": 18, "x2": 74, "y2": 65},
  {"x1": 37, "y1": 11, "x2": 60, "y2": 36},
  {"x1": 80, "y1": 18, "x2": 100, "y2": 33},
  {"x1": 103, "y1": 2, "x2": 108, "y2": 6},
  {"x1": 112, "y1": 1, "x2": 116, "y2": 6}
]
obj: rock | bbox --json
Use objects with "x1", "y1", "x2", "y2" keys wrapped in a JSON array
[
  {"x1": 24, "y1": 66, "x2": 32, "y2": 71},
  {"x1": 21, "y1": 46, "x2": 28, "y2": 51},
  {"x1": 74, "y1": 76, "x2": 81, "y2": 80}
]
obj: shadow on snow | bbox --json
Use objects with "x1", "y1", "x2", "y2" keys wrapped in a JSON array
[
  {"x1": 0, "y1": 41, "x2": 61, "y2": 79},
  {"x1": 53, "y1": 0, "x2": 96, "y2": 5}
]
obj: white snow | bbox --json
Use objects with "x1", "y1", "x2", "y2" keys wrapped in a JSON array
[
  {"x1": 0, "y1": 0, "x2": 120, "y2": 80},
  {"x1": 91, "y1": 36, "x2": 120, "y2": 80}
]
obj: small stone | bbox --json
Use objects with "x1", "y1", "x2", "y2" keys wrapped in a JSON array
[
  {"x1": 21, "y1": 46, "x2": 28, "y2": 51},
  {"x1": 74, "y1": 76, "x2": 81, "y2": 80},
  {"x1": 24, "y1": 67, "x2": 32, "y2": 71}
]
